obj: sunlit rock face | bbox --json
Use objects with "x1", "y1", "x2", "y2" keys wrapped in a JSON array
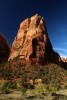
[
  {"x1": 61, "y1": 57, "x2": 67, "y2": 62},
  {"x1": 0, "y1": 34, "x2": 10, "y2": 62},
  {"x1": 8, "y1": 14, "x2": 61, "y2": 65}
]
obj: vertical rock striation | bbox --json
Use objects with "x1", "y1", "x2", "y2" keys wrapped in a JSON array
[{"x1": 8, "y1": 14, "x2": 61, "y2": 65}]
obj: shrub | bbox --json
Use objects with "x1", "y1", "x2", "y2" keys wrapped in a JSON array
[
  {"x1": 1, "y1": 87, "x2": 11, "y2": 94},
  {"x1": 34, "y1": 83, "x2": 48, "y2": 96},
  {"x1": 21, "y1": 87, "x2": 27, "y2": 96},
  {"x1": 20, "y1": 70, "x2": 27, "y2": 85},
  {"x1": 27, "y1": 83, "x2": 34, "y2": 89},
  {"x1": 49, "y1": 85, "x2": 58, "y2": 92},
  {"x1": 2, "y1": 80, "x2": 17, "y2": 89}
]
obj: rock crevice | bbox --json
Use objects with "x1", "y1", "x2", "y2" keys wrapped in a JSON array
[{"x1": 8, "y1": 14, "x2": 61, "y2": 65}]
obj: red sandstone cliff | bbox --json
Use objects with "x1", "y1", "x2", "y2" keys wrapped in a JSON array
[{"x1": 8, "y1": 14, "x2": 61, "y2": 65}]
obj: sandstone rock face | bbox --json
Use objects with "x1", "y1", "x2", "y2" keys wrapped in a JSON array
[
  {"x1": 61, "y1": 57, "x2": 67, "y2": 62},
  {"x1": 0, "y1": 34, "x2": 10, "y2": 62},
  {"x1": 60, "y1": 57, "x2": 67, "y2": 69},
  {"x1": 8, "y1": 14, "x2": 61, "y2": 65}
]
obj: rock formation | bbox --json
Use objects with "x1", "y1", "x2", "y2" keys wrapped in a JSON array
[
  {"x1": 8, "y1": 14, "x2": 61, "y2": 65},
  {"x1": 0, "y1": 34, "x2": 10, "y2": 63},
  {"x1": 61, "y1": 57, "x2": 67, "y2": 62},
  {"x1": 60, "y1": 57, "x2": 67, "y2": 69}
]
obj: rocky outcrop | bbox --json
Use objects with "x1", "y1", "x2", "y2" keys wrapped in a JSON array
[
  {"x1": 61, "y1": 57, "x2": 67, "y2": 62},
  {"x1": 60, "y1": 57, "x2": 67, "y2": 69},
  {"x1": 8, "y1": 14, "x2": 61, "y2": 65},
  {"x1": 0, "y1": 34, "x2": 10, "y2": 62}
]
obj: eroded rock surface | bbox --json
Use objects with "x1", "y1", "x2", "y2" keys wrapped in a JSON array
[{"x1": 8, "y1": 14, "x2": 61, "y2": 65}]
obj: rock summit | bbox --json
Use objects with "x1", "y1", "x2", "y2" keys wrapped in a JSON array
[{"x1": 8, "y1": 14, "x2": 61, "y2": 65}]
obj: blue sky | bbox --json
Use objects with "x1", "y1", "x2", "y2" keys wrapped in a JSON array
[{"x1": 0, "y1": 0, "x2": 67, "y2": 57}]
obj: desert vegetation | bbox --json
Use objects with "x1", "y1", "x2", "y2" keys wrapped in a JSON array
[{"x1": 0, "y1": 57, "x2": 67, "y2": 100}]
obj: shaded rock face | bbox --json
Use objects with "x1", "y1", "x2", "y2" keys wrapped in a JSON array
[
  {"x1": 0, "y1": 34, "x2": 10, "y2": 63},
  {"x1": 8, "y1": 14, "x2": 61, "y2": 65},
  {"x1": 60, "y1": 57, "x2": 67, "y2": 69}
]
